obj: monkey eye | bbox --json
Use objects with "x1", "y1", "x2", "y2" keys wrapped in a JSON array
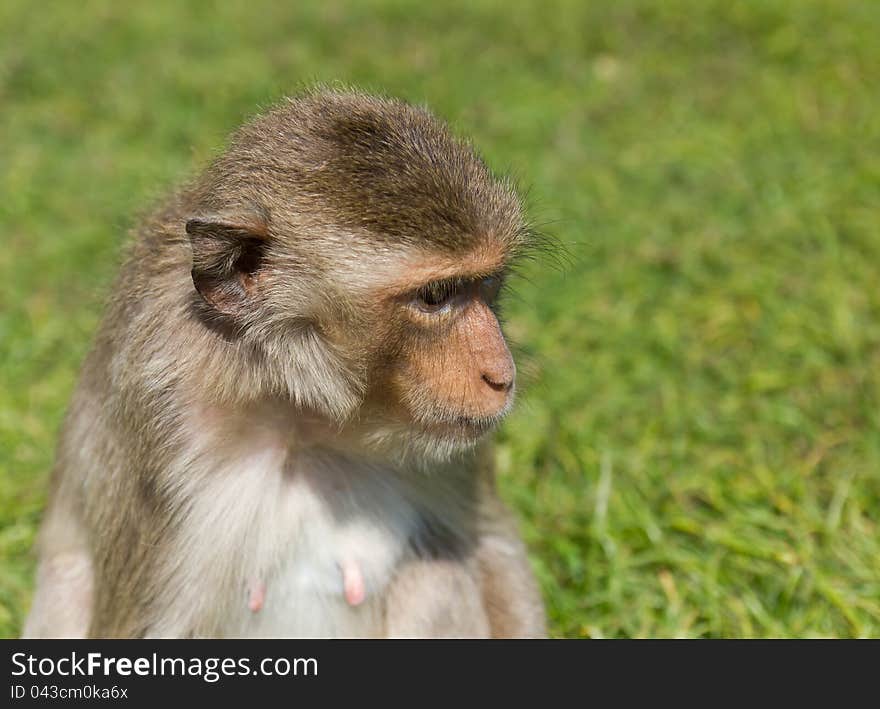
[
  {"x1": 480, "y1": 275, "x2": 502, "y2": 303},
  {"x1": 412, "y1": 274, "x2": 504, "y2": 314},
  {"x1": 414, "y1": 280, "x2": 458, "y2": 313}
]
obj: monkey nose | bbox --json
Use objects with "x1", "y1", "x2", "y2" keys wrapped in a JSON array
[{"x1": 481, "y1": 372, "x2": 513, "y2": 393}]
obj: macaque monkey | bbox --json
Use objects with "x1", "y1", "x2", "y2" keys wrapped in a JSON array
[{"x1": 23, "y1": 89, "x2": 547, "y2": 638}]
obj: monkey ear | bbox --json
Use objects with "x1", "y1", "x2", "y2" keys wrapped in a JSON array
[{"x1": 185, "y1": 208, "x2": 269, "y2": 318}]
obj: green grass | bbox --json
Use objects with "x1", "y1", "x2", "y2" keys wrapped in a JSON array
[{"x1": 2, "y1": 0, "x2": 879, "y2": 638}]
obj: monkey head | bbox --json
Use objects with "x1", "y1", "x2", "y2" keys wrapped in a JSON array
[{"x1": 183, "y1": 90, "x2": 533, "y2": 462}]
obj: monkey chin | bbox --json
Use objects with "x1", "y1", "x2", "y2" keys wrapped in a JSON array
[
  {"x1": 356, "y1": 411, "x2": 505, "y2": 470},
  {"x1": 420, "y1": 413, "x2": 500, "y2": 441}
]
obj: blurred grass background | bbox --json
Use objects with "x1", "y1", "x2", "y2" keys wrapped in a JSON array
[{"x1": 2, "y1": 0, "x2": 879, "y2": 638}]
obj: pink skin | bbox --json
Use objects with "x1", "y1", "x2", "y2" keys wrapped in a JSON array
[
  {"x1": 248, "y1": 579, "x2": 266, "y2": 613},
  {"x1": 247, "y1": 562, "x2": 365, "y2": 612},
  {"x1": 341, "y1": 560, "x2": 366, "y2": 607}
]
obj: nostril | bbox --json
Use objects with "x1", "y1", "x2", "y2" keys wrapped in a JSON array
[{"x1": 482, "y1": 373, "x2": 512, "y2": 393}]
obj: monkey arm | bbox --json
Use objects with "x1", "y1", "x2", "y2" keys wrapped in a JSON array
[
  {"x1": 476, "y1": 496, "x2": 548, "y2": 639},
  {"x1": 381, "y1": 517, "x2": 546, "y2": 640},
  {"x1": 22, "y1": 486, "x2": 93, "y2": 638},
  {"x1": 382, "y1": 557, "x2": 491, "y2": 638}
]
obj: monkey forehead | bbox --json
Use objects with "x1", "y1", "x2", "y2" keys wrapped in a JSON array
[{"x1": 351, "y1": 238, "x2": 510, "y2": 296}]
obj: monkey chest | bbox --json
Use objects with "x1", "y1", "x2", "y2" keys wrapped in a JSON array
[{"x1": 224, "y1": 471, "x2": 421, "y2": 638}]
